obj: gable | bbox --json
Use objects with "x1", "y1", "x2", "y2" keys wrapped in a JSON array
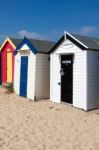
[
  {"x1": 1, "y1": 41, "x2": 15, "y2": 53},
  {"x1": 53, "y1": 39, "x2": 83, "y2": 54},
  {"x1": 0, "y1": 37, "x2": 16, "y2": 51},
  {"x1": 49, "y1": 32, "x2": 99, "y2": 53},
  {"x1": 14, "y1": 37, "x2": 37, "y2": 55},
  {"x1": 20, "y1": 44, "x2": 30, "y2": 50}
]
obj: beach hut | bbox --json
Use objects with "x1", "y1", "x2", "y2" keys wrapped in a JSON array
[
  {"x1": 14, "y1": 37, "x2": 55, "y2": 100},
  {"x1": 49, "y1": 32, "x2": 99, "y2": 110},
  {"x1": 0, "y1": 37, "x2": 21, "y2": 84}
]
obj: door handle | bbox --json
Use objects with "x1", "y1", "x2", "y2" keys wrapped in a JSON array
[{"x1": 58, "y1": 82, "x2": 61, "y2": 85}]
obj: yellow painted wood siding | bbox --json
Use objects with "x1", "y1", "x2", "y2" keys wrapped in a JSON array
[{"x1": 7, "y1": 52, "x2": 12, "y2": 83}]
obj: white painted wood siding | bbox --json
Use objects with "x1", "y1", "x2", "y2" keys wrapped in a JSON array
[
  {"x1": 87, "y1": 51, "x2": 99, "y2": 110},
  {"x1": 50, "y1": 53, "x2": 61, "y2": 103},
  {"x1": 73, "y1": 51, "x2": 87, "y2": 110},
  {"x1": 35, "y1": 54, "x2": 50, "y2": 100},
  {"x1": 50, "y1": 39, "x2": 87, "y2": 110},
  {"x1": 14, "y1": 53, "x2": 21, "y2": 95},
  {"x1": 27, "y1": 51, "x2": 36, "y2": 100}
]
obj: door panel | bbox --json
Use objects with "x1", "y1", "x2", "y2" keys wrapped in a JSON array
[
  {"x1": 20, "y1": 56, "x2": 28, "y2": 97},
  {"x1": 7, "y1": 52, "x2": 12, "y2": 83},
  {"x1": 61, "y1": 55, "x2": 73, "y2": 104}
]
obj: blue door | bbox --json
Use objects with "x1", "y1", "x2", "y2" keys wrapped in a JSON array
[{"x1": 20, "y1": 56, "x2": 28, "y2": 97}]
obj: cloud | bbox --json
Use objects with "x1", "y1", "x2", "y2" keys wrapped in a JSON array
[
  {"x1": 80, "y1": 26, "x2": 97, "y2": 35},
  {"x1": 18, "y1": 30, "x2": 48, "y2": 40},
  {"x1": 0, "y1": 29, "x2": 58, "y2": 44}
]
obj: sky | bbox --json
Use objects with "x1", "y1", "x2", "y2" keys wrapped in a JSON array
[{"x1": 0, "y1": 0, "x2": 99, "y2": 44}]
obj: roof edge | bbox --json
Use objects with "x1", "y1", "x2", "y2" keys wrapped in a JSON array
[
  {"x1": 66, "y1": 32, "x2": 88, "y2": 49},
  {"x1": 49, "y1": 31, "x2": 89, "y2": 53},
  {"x1": 48, "y1": 35, "x2": 65, "y2": 53},
  {"x1": 0, "y1": 37, "x2": 16, "y2": 51},
  {"x1": 14, "y1": 37, "x2": 37, "y2": 55}
]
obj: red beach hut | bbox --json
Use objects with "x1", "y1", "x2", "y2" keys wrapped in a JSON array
[{"x1": 0, "y1": 37, "x2": 21, "y2": 84}]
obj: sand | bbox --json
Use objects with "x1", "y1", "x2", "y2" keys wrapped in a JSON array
[{"x1": 0, "y1": 88, "x2": 99, "y2": 150}]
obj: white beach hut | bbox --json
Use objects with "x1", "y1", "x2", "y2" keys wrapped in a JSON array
[
  {"x1": 49, "y1": 32, "x2": 99, "y2": 110},
  {"x1": 14, "y1": 37, "x2": 54, "y2": 100}
]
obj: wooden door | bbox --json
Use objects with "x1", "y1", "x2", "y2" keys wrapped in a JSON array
[
  {"x1": 7, "y1": 52, "x2": 12, "y2": 83},
  {"x1": 20, "y1": 56, "x2": 28, "y2": 97},
  {"x1": 61, "y1": 55, "x2": 73, "y2": 104}
]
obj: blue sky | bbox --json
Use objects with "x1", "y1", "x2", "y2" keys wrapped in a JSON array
[{"x1": 0, "y1": 0, "x2": 99, "y2": 43}]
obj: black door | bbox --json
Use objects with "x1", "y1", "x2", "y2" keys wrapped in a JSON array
[{"x1": 61, "y1": 55, "x2": 73, "y2": 104}]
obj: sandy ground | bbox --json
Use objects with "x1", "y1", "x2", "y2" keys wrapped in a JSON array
[{"x1": 0, "y1": 88, "x2": 99, "y2": 150}]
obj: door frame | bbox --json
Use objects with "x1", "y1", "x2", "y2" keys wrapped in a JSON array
[{"x1": 60, "y1": 54, "x2": 74, "y2": 104}]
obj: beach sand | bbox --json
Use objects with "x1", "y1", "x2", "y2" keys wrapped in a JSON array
[{"x1": 0, "y1": 88, "x2": 99, "y2": 150}]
